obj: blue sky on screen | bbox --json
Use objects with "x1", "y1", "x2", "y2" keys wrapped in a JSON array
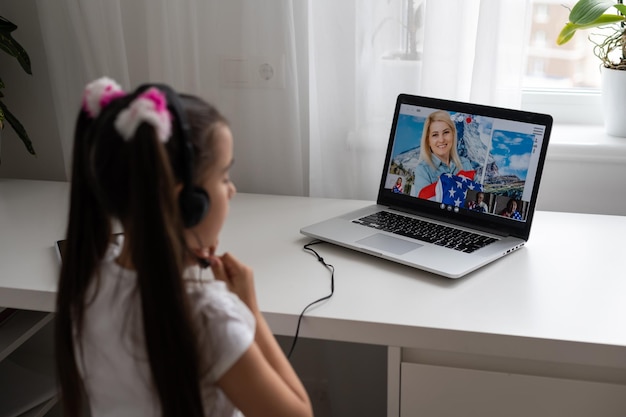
[
  {"x1": 392, "y1": 114, "x2": 425, "y2": 157},
  {"x1": 490, "y1": 130, "x2": 534, "y2": 180}
]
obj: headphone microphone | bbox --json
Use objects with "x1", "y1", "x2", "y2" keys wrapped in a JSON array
[
  {"x1": 197, "y1": 257, "x2": 211, "y2": 269},
  {"x1": 189, "y1": 230, "x2": 211, "y2": 269}
]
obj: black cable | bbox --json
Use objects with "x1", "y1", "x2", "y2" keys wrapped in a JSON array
[{"x1": 287, "y1": 240, "x2": 335, "y2": 359}]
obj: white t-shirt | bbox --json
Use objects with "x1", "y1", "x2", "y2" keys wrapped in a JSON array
[{"x1": 74, "y1": 239, "x2": 255, "y2": 417}]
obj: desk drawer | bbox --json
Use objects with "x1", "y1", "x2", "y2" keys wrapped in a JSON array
[{"x1": 400, "y1": 362, "x2": 626, "y2": 417}]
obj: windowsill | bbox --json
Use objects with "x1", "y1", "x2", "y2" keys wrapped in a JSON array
[{"x1": 547, "y1": 124, "x2": 626, "y2": 163}]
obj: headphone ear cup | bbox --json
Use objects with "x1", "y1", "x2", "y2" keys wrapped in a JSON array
[{"x1": 179, "y1": 187, "x2": 210, "y2": 228}]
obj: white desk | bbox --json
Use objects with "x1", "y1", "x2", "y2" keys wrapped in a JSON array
[{"x1": 2, "y1": 179, "x2": 626, "y2": 416}]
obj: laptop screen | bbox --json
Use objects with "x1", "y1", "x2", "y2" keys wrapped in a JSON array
[{"x1": 378, "y1": 95, "x2": 552, "y2": 239}]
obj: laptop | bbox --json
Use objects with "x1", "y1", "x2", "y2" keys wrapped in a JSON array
[{"x1": 300, "y1": 94, "x2": 552, "y2": 278}]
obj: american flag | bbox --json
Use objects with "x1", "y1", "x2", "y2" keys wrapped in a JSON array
[{"x1": 418, "y1": 170, "x2": 482, "y2": 207}]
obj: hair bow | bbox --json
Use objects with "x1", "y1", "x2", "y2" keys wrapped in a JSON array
[
  {"x1": 114, "y1": 88, "x2": 172, "y2": 142},
  {"x1": 82, "y1": 77, "x2": 126, "y2": 118}
]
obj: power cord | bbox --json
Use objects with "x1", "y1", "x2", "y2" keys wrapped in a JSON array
[{"x1": 287, "y1": 239, "x2": 335, "y2": 359}]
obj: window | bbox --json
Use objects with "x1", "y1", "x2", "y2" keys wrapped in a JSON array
[
  {"x1": 525, "y1": 1, "x2": 601, "y2": 89},
  {"x1": 376, "y1": 0, "x2": 605, "y2": 125},
  {"x1": 533, "y1": 30, "x2": 547, "y2": 48},
  {"x1": 534, "y1": 4, "x2": 549, "y2": 23},
  {"x1": 522, "y1": 1, "x2": 604, "y2": 124}
]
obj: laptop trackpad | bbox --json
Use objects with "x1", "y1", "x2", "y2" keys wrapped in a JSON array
[{"x1": 357, "y1": 233, "x2": 422, "y2": 255}]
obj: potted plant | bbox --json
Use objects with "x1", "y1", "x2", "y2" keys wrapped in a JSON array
[
  {"x1": 0, "y1": 15, "x2": 35, "y2": 160},
  {"x1": 372, "y1": 0, "x2": 424, "y2": 61},
  {"x1": 557, "y1": 0, "x2": 626, "y2": 137}
]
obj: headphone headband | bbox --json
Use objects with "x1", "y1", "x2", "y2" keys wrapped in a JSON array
[{"x1": 135, "y1": 83, "x2": 210, "y2": 228}]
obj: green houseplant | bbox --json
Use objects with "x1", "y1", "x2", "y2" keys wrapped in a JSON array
[
  {"x1": 0, "y1": 15, "x2": 35, "y2": 158},
  {"x1": 557, "y1": 0, "x2": 626, "y2": 67},
  {"x1": 557, "y1": 0, "x2": 626, "y2": 136}
]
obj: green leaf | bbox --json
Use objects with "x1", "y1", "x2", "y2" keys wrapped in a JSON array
[
  {"x1": 578, "y1": 13, "x2": 625, "y2": 28},
  {"x1": 557, "y1": 23, "x2": 578, "y2": 45},
  {"x1": 570, "y1": 0, "x2": 617, "y2": 25},
  {"x1": 615, "y1": 4, "x2": 626, "y2": 15},
  {"x1": 557, "y1": 14, "x2": 625, "y2": 44},
  {"x1": 0, "y1": 100, "x2": 36, "y2": 156},
  {"x1": 0, "y1": 17, "x2": 32, "y2": 74},
  {"x1": 0, "y1": 16, "x2": 17, "y2": 33}
]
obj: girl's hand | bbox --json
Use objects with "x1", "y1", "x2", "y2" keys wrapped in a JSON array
[{"x1": 210, "y1": 252, "x2": 258, "y2": 312}]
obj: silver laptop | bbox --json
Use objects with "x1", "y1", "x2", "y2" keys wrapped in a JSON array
[{"x1": 301, "y1": 94, "x2": 552, "y2": 278}]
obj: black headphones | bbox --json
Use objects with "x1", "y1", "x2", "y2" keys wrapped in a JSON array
[{"x1": 137, "y1": 83, "x2": 210, "y2": 228}]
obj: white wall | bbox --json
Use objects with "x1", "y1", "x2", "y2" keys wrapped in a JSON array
[
  {"x1": 0, "y1": 0, "x2": 311, "y2": 197},
  {"x1": 536, "y1": 125, "x2": 626, "y2": 216}
]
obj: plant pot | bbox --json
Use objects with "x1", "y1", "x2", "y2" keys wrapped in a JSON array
[{"x1": 601, "y1": 66, "x2": 626, "y2": 137}]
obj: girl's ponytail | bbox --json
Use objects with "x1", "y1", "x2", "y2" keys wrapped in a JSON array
[
  {"x1": 126, "y1": 124, "x2": 203, "y2": 416},
  {"x1": 56, "y1": 109, "x2": 112, "y2": 417}
]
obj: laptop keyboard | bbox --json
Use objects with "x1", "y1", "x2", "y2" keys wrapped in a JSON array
[{"x1": 352, "y1": 211, "x2": 497, "y2": 253}]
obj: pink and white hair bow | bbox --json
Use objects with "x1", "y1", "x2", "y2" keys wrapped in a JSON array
[
  {"x1": 114, "y1": 87, "x2": 172, "y2": 142},
  {"x1": 82, "y1": 77, "x2": 126, "y2": 118}
]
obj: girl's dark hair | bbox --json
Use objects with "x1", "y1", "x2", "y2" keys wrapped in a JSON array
[{"x1": 55, "y1": 85, "x2": 227, "y2": 417}]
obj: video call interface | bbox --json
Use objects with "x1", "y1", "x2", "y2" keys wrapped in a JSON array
[{"x1": 385, "y1": 104, "x2": 547, "y2": 222}]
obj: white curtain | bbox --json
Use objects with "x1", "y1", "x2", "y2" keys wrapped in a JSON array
[
  {"x1": 309, "y1": 0, "x2": 532, "y2": 200},
  {"x1": 36, "y1": 0, "x2": 530, "y2": 200},
  {"x1": 36, "y1": 0, "x2": 307, "y2": 196},
  {"x1": 36, "y1": 0, "x2": 131, "y2": 181}
]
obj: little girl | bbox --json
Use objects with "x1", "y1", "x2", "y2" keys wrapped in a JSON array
[{"x1": 55, "y1": 77, "x2": 312, "y2": 417}]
